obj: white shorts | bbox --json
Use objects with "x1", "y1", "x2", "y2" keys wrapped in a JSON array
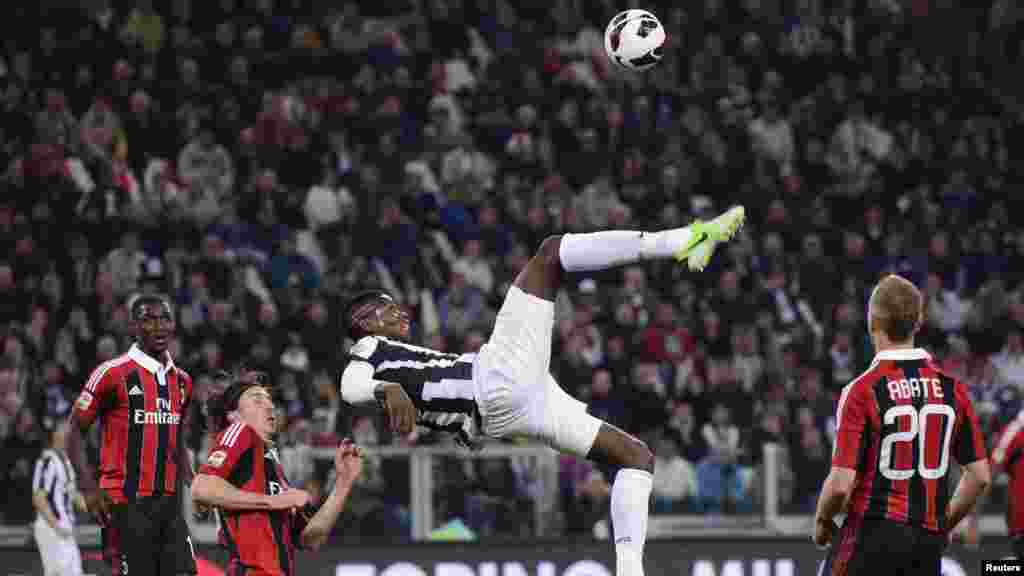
[
  {"x1": 34, "y1": 517, "x2": 82, "y2": 576},
  {"x1": 474, "y1": 286, "x2": 603, "y2": 456}
]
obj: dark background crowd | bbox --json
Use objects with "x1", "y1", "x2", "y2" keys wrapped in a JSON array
[{"x1": 0, "y1": 0, "x2": 1023, "y2": 543}]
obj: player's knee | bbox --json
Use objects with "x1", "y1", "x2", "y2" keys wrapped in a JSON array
[
  {"x1": 535, "y1": 235, "x2": 564, "y2": 274},
  {"x1": 631, "y1": 438, "x2": 655, "y2": 473},
  {"x1": 615, "y1": 436, "x2": 654, "y2": 473}
]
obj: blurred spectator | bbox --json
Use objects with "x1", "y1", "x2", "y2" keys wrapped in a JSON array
[
  {"x1": 560, "y1": 455, "x2": 610, "y2": 535},
  {"x1": 437, "y1": 270, "x2": 488, "y2": 343},
  {"x1": 79, "y1": 95, "x2": 122, "y2": 166},
  {"x1": 640, "y1": 301, "x2": 695, "y2": 365},
  {"x1": 697, "y1": 403, "x2": 751, "y2": 513},
  {"x1": 99, "y1": 230, "x2": 145, "y2": 298},
  {"x1": 992, "y1": 330, "x2": 1024, "y2": 389},
  {"x1": 748, "y1": 98, "x2": 795, "y2": 176},
  {"x1": 121, "y1": 0, "x2": 164, "y2": 55},
  {"x1": 177, "y1": 128, "x2": 234, "y2": 223},
  {"x1": 651, "y1": 434, "x2": 697, "y2": 513},
  {"x1": 0, "y1": 408, "x2": 42, "y2": 524}
]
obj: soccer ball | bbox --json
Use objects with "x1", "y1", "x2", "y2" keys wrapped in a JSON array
[{"x1": 604, "y1": 9, "x2": 666, "y2": 72}]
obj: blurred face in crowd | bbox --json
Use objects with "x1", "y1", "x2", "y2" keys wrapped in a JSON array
[
  {"x1": 655, "y1": 302, "x2": 675, "y2": 328},
  {"x1": 0, "y1": 366, "x2": 17, "y2": 393},
  {"x1": 202, "y1": 339, "x2": 222, "y2": 369},
  {"x1": 835, "y1": 301, "x2": 857, "y2": 328},
  {"x1": 97, "y1": 335, "x2": 118, "y2": 361},
  {"x1": 591, "y1": 370, "x2": 612, "y2": 399},
  {"x1": 0, "y1": 265, "x2": 13, "y2": 291},
  {"x1": 230, "y1": 56, "x2": 249, "y2": 85},
  {"x1": 712, "y1": 404, "x2": 730, "y2": 427},
  {"x1": 929, "y1": 233, "x2": 948, "y2": 259},
  {"x1": 671, "y1": 401, "x2": 693, "y2": 426},
  {"x1": 633, "y1": 364, "x2": 659, "y2": 389},
  {"x1": 623, "y1": 267, "x2": 645, "y2": 293},
  {"x1": 719, "y1": 269, "x2": 739, "y2": 299},
  {"x1": 216, "y1": 21, "x2": 236, "y2": 48},
  {"x1": 1008, "y1": 332, "x2": 1023, "y2": 355},
  {"x1": 885, "y1": 234, "x2": 904, "y2": 258},
  {"x1": 703, "y1": 312, "x2": 720, "y2": 339},
  {"x1": 844, "y1": 232, "x2": 865, "y2": 259},
  {"x1": 802, "y1": 235, "x2": 823, "y2": 260},
  {"x1": 308, "y1": 300, "x2": 328, "y2": 326},
  {"x1": 733, "y1": 328, "x2": 756, "y2": 356},
  {"x1": 258, "y1": 303, "x2": 278, "y2": 328},
  {"x1": 766, "y1": 200, "x2": 787, "y2": 224},
  {"x1": 463, "y1": 331, "x2": 485, "y2": 353}
]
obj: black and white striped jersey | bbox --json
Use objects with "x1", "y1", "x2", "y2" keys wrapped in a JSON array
[
  {"x1": 33, "y1": 449, "x2": 77, "y2": 527},
  {"x1": 346, "y1": 335, "x2": 480, "y2": 446}
]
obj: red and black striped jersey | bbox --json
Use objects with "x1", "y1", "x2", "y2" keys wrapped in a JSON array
[
  {"x1": 73, "y1": 344, "x2": 192, "y2": 504},
  {"x1": 993, "y1": 412, "x2": 1024, "y2": 536},
  {"x1": 832, "y1": 348, "x2": 987, "y2": 533},
  {"x1": 199, "y1": 422, "x2": 310, "y2": 576}
]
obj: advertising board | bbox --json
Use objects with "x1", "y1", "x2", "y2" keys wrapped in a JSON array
[{"x1": 0, "y1": 538, "x2": 1009, "y2": 576}]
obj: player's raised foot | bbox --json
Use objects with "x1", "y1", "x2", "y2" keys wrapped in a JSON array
[{"x1": 675, "y1": 205, "x2": 745, "y2": 272}]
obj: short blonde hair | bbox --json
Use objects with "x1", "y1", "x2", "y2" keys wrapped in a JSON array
[{"x1": 869, "y1": 274, "x2": 923, "y2": 342}]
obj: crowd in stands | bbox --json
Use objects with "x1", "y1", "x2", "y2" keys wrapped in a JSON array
[{"x1": 1, "y1": 0, "x2": 1023, "y2": 541}]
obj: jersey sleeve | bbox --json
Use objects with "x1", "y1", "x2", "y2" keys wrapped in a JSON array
[
  {"x1": 340, "y1": 360, "x2": 378, "y2": 405},
  {"x1": 73, "y1": 361, "x2": 119, "y2": 427},
  {"x1": 199, "y1": 423, "x2": 256, "y2": 481},
  {"x1": 831, "y1": 382, "x2": 870, "y2": 470},
  {"x1": 347, "y1": 336, "x2": 383, "y2": 366},
  {"x1": 952, "y1": 380, "x2": 988, "y2": 465}
]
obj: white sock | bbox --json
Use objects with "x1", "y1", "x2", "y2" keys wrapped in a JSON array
[
  {"x1": 558, "y1": 228, "x2": 697, "y2": 272},
  {"x1": 610, "y1": 468, "x2": 653, "y2": 576}
]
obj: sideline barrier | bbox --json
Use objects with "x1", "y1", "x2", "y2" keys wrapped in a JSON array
[{"x1": 0, "y1": 538, "x2": 1010, "y2": 576}]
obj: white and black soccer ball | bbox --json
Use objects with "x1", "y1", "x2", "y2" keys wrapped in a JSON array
[{"x1": 603, "y1": 9, "x2": 666, "y2": 72}]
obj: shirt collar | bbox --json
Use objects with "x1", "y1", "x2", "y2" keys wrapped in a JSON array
[
  {"x1": 872, "y1": 347, "x2": 932, "y2": 363},
  {"x1": 128, "y1": 343, "x2": 175, "y2": 374}
]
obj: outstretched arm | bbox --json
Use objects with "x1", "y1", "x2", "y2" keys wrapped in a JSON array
[
  {"x1": 300, "y1": 440, "x2": 363, "y2": 550},
  {"x1": 191, "y1": 474, "x2": 309, "y2": 511}
]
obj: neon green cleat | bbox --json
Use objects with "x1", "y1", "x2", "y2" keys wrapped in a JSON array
[{"x1": 674, "y1": 205, "x2": 746, "y2": 272}]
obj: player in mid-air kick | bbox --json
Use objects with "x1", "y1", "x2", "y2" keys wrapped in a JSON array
[{"x1": 339, "y1": 206, "x2": 745, "y2": 576}]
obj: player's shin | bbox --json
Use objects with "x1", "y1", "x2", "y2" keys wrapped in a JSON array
[
  {"x1": 557, "y1": 229, "x2": 694, "y2": 272},
  {"x1": 610, "y1": 468, "x2": 653, "y2": 576}
]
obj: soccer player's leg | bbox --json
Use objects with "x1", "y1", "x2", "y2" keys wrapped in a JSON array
[
  {"x1": 510, "y1": 205, "x2": 746, "y2": 303},
  {"x1": 833, "y1": 518, "x2": 913, "y2": 576},
  {"x1": 482, "y1": 206, "x2": 746, "y2": 429},
  {"x1": 109, "y1": 501, "x2": 160, "y2": 576},
  {"x1": 158, "y1": 496, "x2": 198, "y2": 576},
  {"x1": 102, "y1": 523, "x2": 122, "y2": 576},
  {"x1": 531, "y1": 375, "x2": 652, "y2": 576}
]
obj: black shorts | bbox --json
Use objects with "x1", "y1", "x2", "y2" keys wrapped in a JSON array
[
  {"x1": 105, "y1": 495, "x2": 197, "y2": 576},
  {"x1": 822, "y1": 516, "x2": 945, "y2": 576},
  {"x1": 1014, "y1": 535, "x2": 1024, "y2": 559}
]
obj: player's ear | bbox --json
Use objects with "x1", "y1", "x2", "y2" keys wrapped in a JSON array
[{"x1": 227, "y1": 411, "x2": 239, "y2": 423}]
